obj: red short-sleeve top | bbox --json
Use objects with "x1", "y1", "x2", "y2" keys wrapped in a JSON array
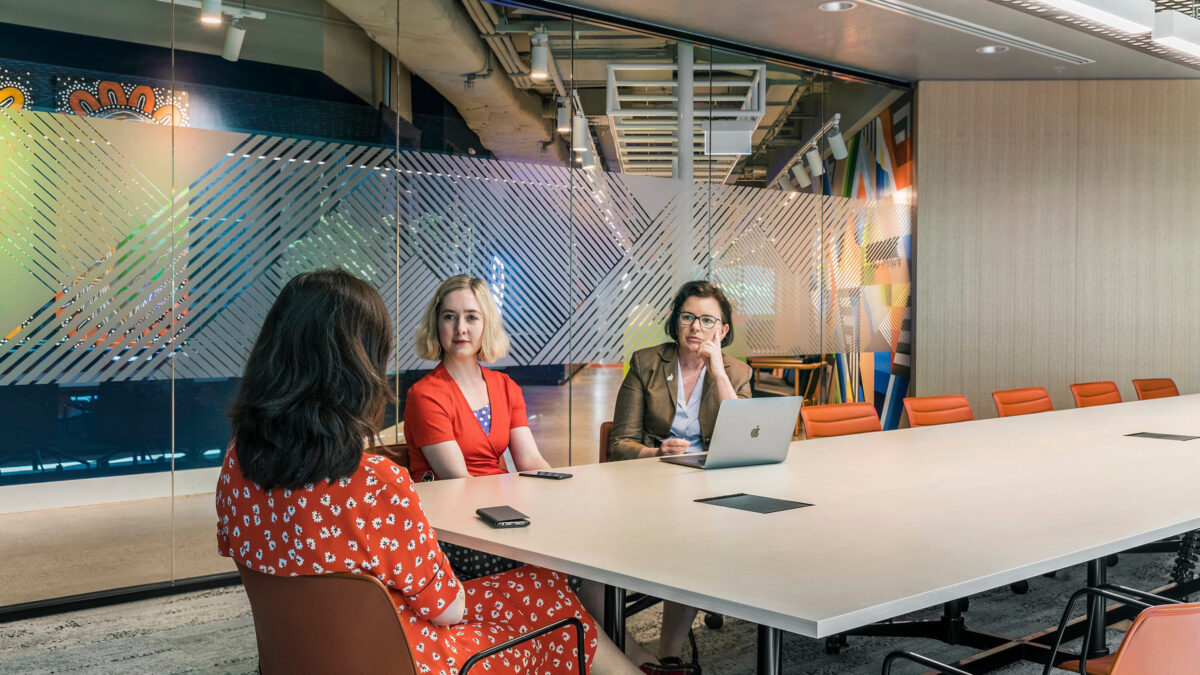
[{"x1": 404, "y1": 363, "x2": 529, "y2": 481}]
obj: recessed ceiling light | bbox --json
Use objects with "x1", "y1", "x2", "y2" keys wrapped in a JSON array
[
  {"x1": 976, "y1": 45, "x2": 1010, "y2": 54},
  {"x1": 819, "y1": 1, "x2": 857, "y2": 11}
]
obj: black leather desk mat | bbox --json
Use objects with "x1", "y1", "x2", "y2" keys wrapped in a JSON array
[
  {"x1": 695, "y1": 493, "x2": 812, "y2": 514},
  {"x1": 1126, "y1": 432, "x2": 1200, "y2": 441}
]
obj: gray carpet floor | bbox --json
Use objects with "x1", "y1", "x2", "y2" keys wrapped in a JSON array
[{"x1": 0, "y1": 552, "x2": 1181, "y2": 674}]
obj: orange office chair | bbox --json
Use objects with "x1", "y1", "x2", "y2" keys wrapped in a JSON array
[
  {"x1": 1049, "y1": 587, "x2": 1199, "y2": 675},
  {"x1": 882, "y1": 586, "x2": 1199, "y2": 675},
  {"x1": 1132, "y1": 378, "x2": 1179, "y2": 401},
  {"x1": 237, "y1": 563, "x2": 585, "y2": 675},
  {"x1": 238, "y1": 562, "x2": 419, "y2": 675},
  {"x1": 1070, "y1": 381, "x2": 1122, "y2": 408},
  {"x1": 992, "y1": 387, "x2": 1054, "y2": 417},
  {"x1": 800, "y1": 402, "x2": 882, "y2": 439},
  {"x1": 902, "y1": 395, "x2": 974, "y2": 428}
]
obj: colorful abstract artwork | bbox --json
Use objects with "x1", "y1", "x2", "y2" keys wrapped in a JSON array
[
  {"x1": 0, "y1": 68, "x2": 32, "y2": 111},
  {"x1": 54, "y1": 77, "x2": 188, "y2": 126},
  {"x1": 829, "y1": 93, "x2": 914, "y2": 429}
]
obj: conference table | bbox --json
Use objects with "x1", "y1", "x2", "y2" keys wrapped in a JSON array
[{"x1": 414, "y1": 395, "x2": 1200, "y2": 674}]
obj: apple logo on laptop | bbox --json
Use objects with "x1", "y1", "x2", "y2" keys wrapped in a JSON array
[{"x1": 750, "y1": 425, "x2": 760, "y2": 438}]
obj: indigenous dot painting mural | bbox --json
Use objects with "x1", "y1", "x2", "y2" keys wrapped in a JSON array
[
  {"x1": 54, "y1": 77, "x2": 189, "y2": 126},
  {"x1": 0, "y1": 67, "x2": 32, "y2": 111}
]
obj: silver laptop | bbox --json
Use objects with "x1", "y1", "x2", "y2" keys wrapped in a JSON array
[{"x1": 660, "y1": 396, "x2": 803, "y2": 469}]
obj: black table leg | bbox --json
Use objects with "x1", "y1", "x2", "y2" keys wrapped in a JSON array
[
  {"x1": 1086, "y1": 557, "x2": 1109, "y2": 658},
  {"x1": 603, "y1": 584, "x2": 625, "y2": 652},
  {"x1": 757, "y1": 625, "x2": 781, "y2": 675}
]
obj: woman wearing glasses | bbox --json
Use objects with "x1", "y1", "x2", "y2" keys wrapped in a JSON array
[
  {"x1": 605, "y1": 280, "x2": 752, "y2": 674},
  {"x1": 609, "y1": 280, "x2": 752, "y2": 461}
]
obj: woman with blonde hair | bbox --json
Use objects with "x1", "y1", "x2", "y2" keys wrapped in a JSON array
[{"x1": 405, "y1": 274, "x2": 552, "y2": 482}]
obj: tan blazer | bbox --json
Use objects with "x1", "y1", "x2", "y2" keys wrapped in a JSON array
[{"x1": 608, "y1": 342, "x2": 753, "y2": 461}]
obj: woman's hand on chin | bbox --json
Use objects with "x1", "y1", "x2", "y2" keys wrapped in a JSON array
[{"x1": 697, "y1": 337, "x2": 724, "y2": 372}]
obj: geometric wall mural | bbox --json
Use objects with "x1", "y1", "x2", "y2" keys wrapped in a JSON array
[
  {"x1": 828, "y1": 93, "x2": 914, "y2": 429},
  {"x1": 0, "y1": 105, "x2": 910, "y2": 387}
]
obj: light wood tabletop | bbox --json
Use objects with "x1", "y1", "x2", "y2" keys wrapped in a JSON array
[{"x1": 414, "y1": 394, "x2": 1200, "y2": 641}]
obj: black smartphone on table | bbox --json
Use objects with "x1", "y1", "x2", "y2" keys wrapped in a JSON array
[
  {"x1": 519, "y1": 471, "x2": 572, "y2": 480},
  {"x1": 476, "y1": 505, "x2": 531, "y2": 528}
]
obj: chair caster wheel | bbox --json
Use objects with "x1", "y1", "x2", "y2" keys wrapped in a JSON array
[
  {"x1": 824, "y1": 635, "x2": 847, "y2": 654},
  {"x1": 1107, "y1": 554, "x2": 1119, "y2": 567},
  {"x1": 1010, "y1": 580, "x2": 1030, "y2": 594},
  {"x1": 703, "y1": 613, "x2": 723, "y2": 630}
]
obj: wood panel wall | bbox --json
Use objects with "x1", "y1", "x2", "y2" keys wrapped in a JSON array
[{"x1": 915, "y1": 80, "x2": 1200, "y2": 417}]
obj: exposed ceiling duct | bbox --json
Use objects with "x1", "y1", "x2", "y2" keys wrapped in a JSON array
[
  {"x1": 605, "y1": 62, "x2": 767, "y2": 181},
  {"x1": 326, "y1": 0, "x2": 561, "y2": 163}
]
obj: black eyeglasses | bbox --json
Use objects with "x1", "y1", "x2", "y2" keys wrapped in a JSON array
[{"x1": 677, "y1": 312, "x2": 722, "y2": 329}]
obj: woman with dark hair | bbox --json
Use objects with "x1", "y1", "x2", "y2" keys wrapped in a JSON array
[
  {"x1": 609, "y1": 280, "x2": 753, "y2": 461},
  {"x1": 605, "y1": 280, "x2": 753, "y2": 673},
  {"x1": 216, "y1": 269, "x2": 640, "y2": 675}
]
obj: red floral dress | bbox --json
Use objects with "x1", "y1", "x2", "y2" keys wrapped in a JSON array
[{"x1": 216, "y1": 449, "x2": 598, "y2": 675}]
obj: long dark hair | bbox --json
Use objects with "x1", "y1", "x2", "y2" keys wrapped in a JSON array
[
  {"x1": 664, "y1": 280, "x2": 736, "y2": 348},
  {"x1": 231, "y1": 269, "x2": 394, "y2": 489}
]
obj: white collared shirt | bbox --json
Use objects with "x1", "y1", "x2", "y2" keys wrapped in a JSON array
[{"x1": 669, "y1": 360, "x2": 706, "y2": 454}]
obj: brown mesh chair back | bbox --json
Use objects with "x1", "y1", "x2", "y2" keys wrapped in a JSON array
[
  {"x1": 1132, "y1": 378, "x2": 1179, "y2": 401},
  {"x1": 237, "y1": 563, "x2": 418, "y2": 675},
  {"x1": 902, "y1": 395, "x2": 974, "y2": 428},
  {"x1": 992, "y1": 387, "x2": 1053, "y2": 417},
  {"x1": 598, "y1": 421, "x2": 613, "y2": 463},
  {"x1": 800, "y1": 402, "x2": 881, "y2": 439},
  {"x1": 1069, "y1": 381, "x2": 1122, "y2": 408}
]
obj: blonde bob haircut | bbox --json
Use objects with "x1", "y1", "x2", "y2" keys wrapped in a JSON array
[{"x1": 414, "y1": 275, "x2": 511, "y2": 363}]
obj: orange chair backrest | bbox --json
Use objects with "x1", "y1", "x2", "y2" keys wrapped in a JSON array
[
  {"x1": 237, "y1": 563, "x2": 418, "y2": 675},
  {"x1": 1109, "y1": 601, "x2": 1200, "y2": 674},
  {"x1": 1070, "y1": 381, "x2": 1122, "y2": 408},
  {"x1": 992, "y1": 387, "x2": 1054, "y2": 418},
  {"x1": 599, "y1": 420, "x2": 613, "y2": 463},
  {"x1": 1132, "y1": 378, "x2": 1179, "y2": 401},
  {"x1": 903, "y1": 395, "x2": 974, "y2": 428},
  {"x1": 800, "y1": 402, "x2": 882, "y2": 439}
]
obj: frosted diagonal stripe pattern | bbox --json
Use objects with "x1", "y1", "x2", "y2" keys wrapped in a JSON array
[{"x1": 0, "y1": 108, "x2": 908, "y2": 385}]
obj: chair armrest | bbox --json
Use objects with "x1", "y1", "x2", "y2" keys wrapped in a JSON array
[
  {"x1": 881, "y1": 650, "x2": 971, "y2": 675},
  {"x1": 460, "y1": 616, "x2": 586, "y2": 675},
  {"x1": 1041, "y1": 586, "x2": 1153, "y2": 675}
]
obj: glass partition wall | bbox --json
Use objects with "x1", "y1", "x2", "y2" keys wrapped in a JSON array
[{"x1": 0, "y1": 0, "x2": 910, "y2": 608}]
